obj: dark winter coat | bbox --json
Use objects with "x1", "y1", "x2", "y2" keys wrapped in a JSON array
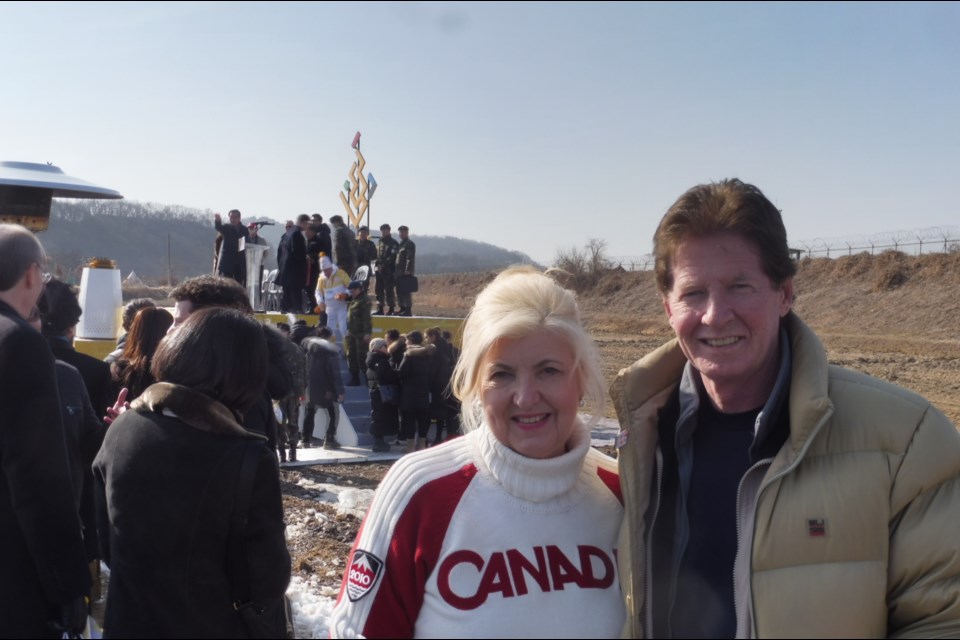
[
  {"x1": 47, "y1": 335, "x2": 113, "y2": 421},
  {"x1": 93, "y1": 383, "x2": 290, "y2": 639},
  {"x1": 429, "y1": 337, "x2": 453, "y2": 410},
  {"x1": 314, "y1": 223, "x2": 332, "y2": 260},
  {"x1": 366, "y1": 350, "x2": 401, "y2": 437},
  {"x1": 277, "y1": 228, "x2": 307, "y2": 290},
  {"x1": 0, "y1": 300, "x2": 90, "y2": 638},
  {"x1": 280, "y1": 337, "x2": 307, "y2": 399},
  {"x1": 302, "y1": 337, "x2": 345, "y2": 408},
  {"x1": 387, "y1": 337, "x2": 406, "y2": 369},
  {"x1": 332, "y1": 223, "x2": 358, "y2": 278},
  {"x1": 396, "y1": 237, "x2": 416, "y2": 275},
  {"x1": 366, "y1": 349, "x2": 400, "y2": 391},
  {"x1": 398, "y1": 344, "x2": 433, "y2": 411},
  {"x1": 242, "y1": 325, "x2": 293, "y2": 450},
  {"x1": 214, "y1": 219, "x2": 250, "y2": 276},
  {"x1": 55, "y1": 360, "x2": 105, "y2": 562},
  {"x1": 357, "y1": 238, "x2": 377, "y2": 270}
]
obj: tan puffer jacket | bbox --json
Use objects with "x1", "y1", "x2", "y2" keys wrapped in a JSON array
[{"x1": 611, "y1": 313, "x2": 960, "y2": 638}]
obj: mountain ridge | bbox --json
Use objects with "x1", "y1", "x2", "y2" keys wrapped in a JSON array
[{"x1": 40, "y1": 199, "x2": 539, "y2": 283}]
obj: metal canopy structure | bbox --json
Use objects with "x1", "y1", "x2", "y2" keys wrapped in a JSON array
[{"x1": 0, "y1": 161, "x2": 123, "y2": 231}]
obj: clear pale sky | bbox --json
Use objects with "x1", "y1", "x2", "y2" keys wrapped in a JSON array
[{"x1": 3, "y1": 1, "x2": 957, "y2": 264}]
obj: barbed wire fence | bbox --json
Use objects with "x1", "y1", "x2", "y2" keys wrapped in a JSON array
[{"x1": 609, "y1": 226, "x2": 960, "y2": 271}]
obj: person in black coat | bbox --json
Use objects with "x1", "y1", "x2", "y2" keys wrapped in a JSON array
[
  {"x1": 307, "y1": 214, "x2": 331, "y2": 313},
  {"x1": 398, "y1": 330, "x2": 434, "y2": 452},
  {"x1": 53, "y1": 360, "x2": 106, "y2": 567},
  {"x1": 93, "y1": 308, "x2": 290, "y2": 639},
  {"x1": 277, "y1": 214, "x2": 309, "y2": 313},
  {"x1": 214, "y1": 209, "x2": 250, "y2": 285},
  {"x1": 300, "y1": 326, "x2": 345, "y2": 449},
  {"x1": 40, "y1": 278, "x2": 113, "y2": 419},
  {"x1": 0, "y1": 224, "x2": 90, "y2": 638},
  {"x1": 425, "y1": 327, "x2": 455, "y2": 445},
  {"x1": 366, "y1": 338, "x2": 400, "y2": 452}
]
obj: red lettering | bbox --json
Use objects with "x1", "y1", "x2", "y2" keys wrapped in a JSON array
[
  {"x1": 437, "y1": 550, "x2": 485, "y2": 610},
  {"x1": 438, "y1": 545, "x2": 618, "y2": 609},
  {"x1": 506, "y1": 547, "x2": 549, "y2": 596},
  {"x1": 477, "y1": 552, "x2": 514, "y2": 601},
  {"x1": 546, "y1": 544, "x2": 582, "y2": 591},
  {"x1": 578, "y1": 545, "x2": 614, "y2": 589}
]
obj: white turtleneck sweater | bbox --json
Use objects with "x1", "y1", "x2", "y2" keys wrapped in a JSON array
[{"x1": 329, "y1": 421, "x2": 625, "y2": 639}]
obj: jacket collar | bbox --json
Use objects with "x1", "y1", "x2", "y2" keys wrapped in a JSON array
[
  {"x1": 0, "y1": 298, "x2": 27, "y2": 324},
  {"x1": 782, "y1": 313, "x2": 834, "y2": 455},
  {"x1": 131, "y1": 382, "x2": 265, "y2": 441},
  {"x1": 611, "y1": 313, "x2": 833, "y2": 456}
]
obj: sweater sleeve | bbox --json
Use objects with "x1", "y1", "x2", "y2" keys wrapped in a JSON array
[
  {"x1": 886, "y1": 405, "x2": 960, "y2": 638},
  {"x1": 329, "y1": 451, "x2": 477, "y2": 638}
]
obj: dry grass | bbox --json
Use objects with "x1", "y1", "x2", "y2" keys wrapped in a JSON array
[{"x1": 416, "y1": 253, "x2": 960, "y2": 424}]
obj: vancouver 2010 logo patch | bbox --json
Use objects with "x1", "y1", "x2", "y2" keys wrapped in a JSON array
[{"x1": 347, "y1": 550, "x2": 384, "y2": 601}]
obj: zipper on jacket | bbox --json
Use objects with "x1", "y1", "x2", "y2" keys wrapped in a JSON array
[
  {"x1": 645, "y1": 447, "x2": 665, "y2": 637},
  {"x1": 733, "y1": 458, "x2": 772, "y2": 639},
  {"x1": 732, "y1": 408, "x2": 833, "y2": 638}
]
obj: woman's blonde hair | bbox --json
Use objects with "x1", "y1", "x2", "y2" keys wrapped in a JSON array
[{"x1": 451, "y1": 265, "x2": 606, "y2": 432}]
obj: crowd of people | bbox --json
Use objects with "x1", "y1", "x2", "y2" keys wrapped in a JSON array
[
  {"x1": 272, "y1": 312, "x2": 460, "y2": 460},
  {"x1": 214, "y1": 211, "x2": 419, "y2": 319},
  {"x1": 2, "y1": 176, "x2": 959, "y2": 639}
]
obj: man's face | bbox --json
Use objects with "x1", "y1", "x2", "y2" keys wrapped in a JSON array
[
  {"x1": 285, "y1": 221, "x2": 294, "y2": 232},
  {"x1": 229, "y1": 211, "x2": 241, "y2": 226},
  {"x1": 29, "y1": 260, "x2": 49, "y2": 308},
  {"x1": 323, "y1": 267, "x2": 333, "y2": 278},
  {"x1": 358, "y1": 229, "x2": 369, "y2": 241},
  {"x1": 380, "y1": 227, "x2": 391, "y2": 239},
  {"x1": 662, "y1": 233, "x2": 793, "y2": 411},
  {"x1": 399, "y1": 229, "x2": 409, "y2": 241},
  {"x1": 170, "y1": 299, "x2": 195, "y2": 333}
]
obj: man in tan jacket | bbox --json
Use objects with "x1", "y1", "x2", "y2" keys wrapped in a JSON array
[{"x1": 611, "y1": 179, "x2": 960, "y2": 638}]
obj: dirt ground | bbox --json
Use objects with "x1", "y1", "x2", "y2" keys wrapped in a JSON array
[{"x1": 284, "y1": 251, "x2": 960, "y2": 593}]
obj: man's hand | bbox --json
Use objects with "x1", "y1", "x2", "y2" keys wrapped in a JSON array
[
  {"x1": 104, "y1": 387, "x2": 130, "y2": 426},
  {"x1": 214, "y1": 213, "x2": 221, "y2": 222}
]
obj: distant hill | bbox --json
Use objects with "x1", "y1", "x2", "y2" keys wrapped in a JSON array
[{"x1": 40, "y1": 200, "x2": 538, "y2": 283}]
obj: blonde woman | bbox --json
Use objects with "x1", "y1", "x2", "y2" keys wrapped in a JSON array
[{"x1": 330, "y1": 266, "x2": 625, "y2": 638}]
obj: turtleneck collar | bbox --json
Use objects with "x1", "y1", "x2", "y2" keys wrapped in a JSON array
[{"x1": 474, "y1": 418, "x2": 591, "y2": 506}]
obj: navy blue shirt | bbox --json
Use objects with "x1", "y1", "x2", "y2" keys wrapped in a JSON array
[{"x1": 670, "y1": 400, "x2": 758, "y2": 638}]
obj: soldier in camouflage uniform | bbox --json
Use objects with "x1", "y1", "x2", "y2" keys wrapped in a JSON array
[
  {"x1": 395, "y1": 225, "x2": 417, "y2": 317},
  {"x1": 344, "y1": 281, "x2": 372, "y2": 387},
  {"x1": 374, "y1": 223, "x2": 399, "y2": 315}
]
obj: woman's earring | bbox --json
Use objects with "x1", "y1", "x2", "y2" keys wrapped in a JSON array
[{"x1": 578, "y1": 398, "x2": 585, "y2": 408}]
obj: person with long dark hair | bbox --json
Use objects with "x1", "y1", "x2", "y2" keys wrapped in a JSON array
[
  {"x1": 109, "y1": 306, "x2": 173, "y2": 401},
  {"x1": 94, "y1": 307, "x2": 290, "y2": 638}
]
